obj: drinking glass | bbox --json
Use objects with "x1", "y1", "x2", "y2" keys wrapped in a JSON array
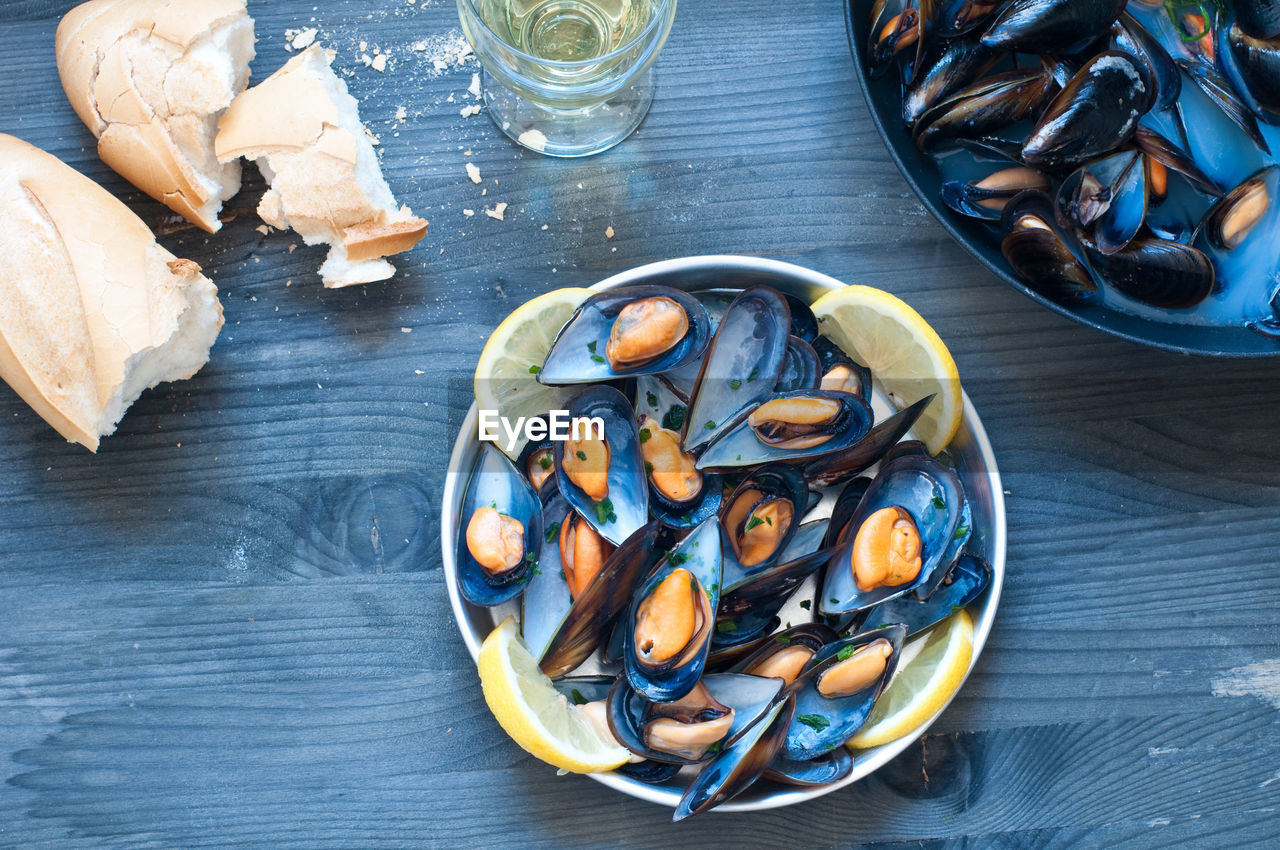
[{"x1": 457, "y1": 0, "x2": 678, "y2": 157}]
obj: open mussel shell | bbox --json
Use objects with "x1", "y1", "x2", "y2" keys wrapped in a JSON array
[
  {"x1": 1221, "y1": 19, "x2": 1280, "y2": 122},
  {"x1": 714, "y1": 520, "x2": 835, "y2": 648},
  {"x1": 980, "y1": 0, "x2": 1126, "y2": 55},
  {"x1": 803, "y1": 395, "x2": 933, "y2": 490},
  {"x1": 780, "y1": 624, "x2": 907, "y2": 761},
  {"x1": 682, "y1": 287, "x2": 790, "y2": 456},
  {"x1": 812, "y1": 335, "x2": 873, "y2": 400},
  {"x1": 553, "y1": 386, "x2": 649, "y2": 546},
  {"x1": 456, "y1": 446, "x2": 542, "y2": 607},
  {"x1": 672, "y1": 695, "x2": 795, "y2": 821},
  {"x1": 623, "y1": 517, "x2": 723, "y2": 702},
  {"x1": 765, "y1": 748, "x2": 854, "y2": 787},
  {"x1": 537, "y1": 520, "x2": 664, "y2": 679},
  {"x1": 1192, "y1": 167, "x2": 1280, "y2": 319},
  {"x1": 729, "y1": 623, "x2": 839, "y2": 683},
  {"x1": 824, "y1": 477, "x2": 874, "y2": 549},
  {"x1": 1022, "y1": 51, "x2": 1153, "y2": 170},
  {"x1": 634, "y1": 411, "x2": 723, "y2": 529},
  {"x1": 1001, "y1": 189, "x2": 1098, "y2": 302},
  {"x1": 552, "y1": 675, "x2": 614, "y2": 706},
  {"x1": 1177, "y1": 58, "x2": 1271, "y2": 154},
  {"x1": 820, "y1": 455, "x2": 965, "y2": 616},
  {"x1": 632, "y1": 374, "x2": 688, "y2": 434},
  {"x1": 784, "y1": 294, "x2": 819, "y2": 342},
  {"x1": 538, "y1": 285, "x2": 711, "y2": 384},
  {"x1": 607, "y1": 673, "x2": 785, "y2": 766},
  {"x1": 867, "y1": 0, "x2": 933, "y2": 81},
  {"x1": 777, "y1": 336, "x2": 821, "y2": 392},
  {"x1": 718, "y1": 464, "x2": 810, "y2": 587},
  {"x1": 521, "y1": 481, "x2": 575, "y2": 660},
  {"x1": 942, "y1": 167, "x2": 1050, "y2": 221},
  {"x1": 905, "y1": 37, "x2": 1002, "y2": 126},
  {"x1": 515, "y1": 438, "x2": 556, "y2": 494},
  {"x1": 862, "y1": 554, "x2": 993, "y2": 636},
  {"x1": 913, "y1": 497, "x2": 972, "y2": 600},
  {"x1": 1058, "y1": 150, "x2": 1147, "y2": 255},
  {"x1": 695, "y1": 390, "x2": 874, "y2": 471}
]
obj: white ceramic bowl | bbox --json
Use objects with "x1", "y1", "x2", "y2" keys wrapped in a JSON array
[{"x1": 441, "y1": 255, "x2": 1005, "y2": 812}]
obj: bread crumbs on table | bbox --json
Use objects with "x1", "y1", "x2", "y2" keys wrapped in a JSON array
[
  {"x1": 466, "y1": 162, "x2": 482, "y2": 184},
  {"x1": 486, "y1": 203, "x2": 507, "y2": 220}
]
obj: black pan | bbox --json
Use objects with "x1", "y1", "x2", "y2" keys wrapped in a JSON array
[{"x1": 844, "y1": 0, "x2": 1280, "y2": 357}]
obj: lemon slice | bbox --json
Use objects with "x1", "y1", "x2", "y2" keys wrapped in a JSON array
[
  {"x1": 847, "y1": 609, "x2": 974, "y2": 749},
  {"x1": 477, "y1": 615, "x2": 631, "y2": 774},
  {"x1": 473, "y1": 288, "x2": 592, "y2": 459},
  {"x1": 811, "y1": 285, "x2": 962, "y2": 455}
]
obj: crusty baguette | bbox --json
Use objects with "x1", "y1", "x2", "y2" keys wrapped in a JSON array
[
  {"x1": 56, "y1": 0, "x2": 255, "y2": 233},
  {"x1": 0, "y1": 134, "x2": 224, "y2": 452},
  {"x1": 215, "y1": 45, "x2": 428, "y2": 287}
]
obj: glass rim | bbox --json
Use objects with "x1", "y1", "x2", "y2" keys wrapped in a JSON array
[{"x1": 460, "y1": 0, "x2": 677, "y2": 69}]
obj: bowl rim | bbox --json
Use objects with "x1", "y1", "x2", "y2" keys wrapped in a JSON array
[
  {"x1": 842, "y1": 0, "x2": 1280, "y2": 358},
  {"x1": 441, "y1": 254, "x2": 1006, "y2": 812}
]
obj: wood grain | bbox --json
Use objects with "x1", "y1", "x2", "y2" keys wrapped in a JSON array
[{"x1": 2, "y1": 0, "x2": 1279, "y2": 846}]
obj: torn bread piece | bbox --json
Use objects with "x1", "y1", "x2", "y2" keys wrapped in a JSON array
[
  {"x1": 0, "y1": 134, "x2": 224, "y2": 452},
  {"x1": 215, "y1": 45, "x2": 428, "y2": 288},
  {"x1": 56, "y1": 0, "x2": 256, "y2": 232}
]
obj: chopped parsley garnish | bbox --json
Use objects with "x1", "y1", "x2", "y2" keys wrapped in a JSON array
[
  {"x1": 931, "y1": 495, "x2": 946, "y2": 509},
  {"x1": 646, "y1": 391, "x2": 659, "y2": 408},
  {"x1": 747, "y1": 366, "x2": 759, "y2": 383},
  {"x1": 590, "y1": 354, "x2": 605, "y2": 364},
  {"x1": 569, "y1": 689, "x2": 588, "y2": 706},
  {"x1": 830, "y1": 597, "x2": 840, "y2": 604},
  {"x1": 774, "y1": 635, "x2": 792, "y2": 645},
  {"x1": 576, "y1": 450, "x2": 588, "y2": 461},
  {"x1": 704, "y1": 420, "x2": 716, "y2": 430},
  {"x1": 587, "y1": 340, "x2": 598, "y2": 353},
  {"x1": 524, "y1": 552, "x2": 540, "y2": 574},
  {"x1": 796, "y1": 714, "x2": 830, "y2": 731},
  {"x1": 669, "y1": 552, "x2": 690, "y2": 566},
  {"x1": 716, "y1": 619, "x2": 737, "y2": 633},
  {"x1": 729, "y1": 379, "x2": 742, "y2": 390},
  {"x1": 544, "y1": 522, "x2": 560, "y2": 543},
  {"x1": 799, "y1": 599, "x2": 811, "y2": 610},
  {"x1": 539, "y1": 455, "x2": 552, "y2": 470},
  {"x1": 950, "y1": 604, "x2": 964, "y2": 615},
  {"x1": 953, "y1": 522, "x2": 970, "y2": 541},
  {"x1": 595, "y1": 498, "x2": 617, "y2": 525},
  {"x1": 663, "y1": 405, "x2": 686, "y2": 432},
  {"x1": 745, "y1": 515, "x2": 766, "y2": 531},
  {"x1": 644, "y1": 461, "x2": 654, "y2": 475},
  {"x1": 528, "y1": 364, "x2": 541, "y2": 374},
  {"x1": 638, "y1": 428, "x2": 651, "y2": 443},
  {"x1": 706, "y1": 741, "x2": 723, "y2": 755},
  {"x1": 836, "y1": 645, "x2": 855, "y2": 662}
]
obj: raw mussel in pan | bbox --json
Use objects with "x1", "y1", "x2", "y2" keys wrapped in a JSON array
[
  {"x1": 681, "y1": 287, "x2": 790, "y2": 455},
  {"x1": 607, "y1": 673, "x2": 784, "y2": 765},
  {"x1": 553, "y1": 386, "x2": 649, "y2": 546},
  {"x1": 780, "y1": 624, "x2": 908, "y2": 761},
  {"x1": 538, "y1": 286, "x2": 712, "y2": 384},
  {"x1": 820, "y1": 455, "x2": 965, "y2": 616},
  {"x1": 457, "y1": 446, "x2": 542, "y2": 607},
  {"x1": 695, "y1": 390, "x2": 874, "y2": 470},
  {"x1": 623, "y1": 517, "x2": 723, "y2": 701}
]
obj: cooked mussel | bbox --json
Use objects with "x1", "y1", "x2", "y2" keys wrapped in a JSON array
[
  {"x1": 456, "y1": 446, "x2": 542, "y2": 607},
  {"x1": 517, "y1": 439, "x2": 556, "y2": 493},
  {"x1": 1197, "y1": 167, "x2": 1274, "y2": 251},
  {"x1": 1084, "y1": 233, "x2": 1215, "y2": 309},
  {"x1": 553, "y1": 386, "x2": 649, "y2": 546},
  {"x1": 696, "y1": 391, "x2": 874, "y2": 470},
  {"x1": 869, "y1": 0, "x2": 936, "y2": 80},
  {"x1": 607, "y1": 673, "x2": 783, "y2": 765},
  {"x1": 812, "y1": 335, "x2": 872, "y2": 399},
  {"x1": 1022, "y1": 52, "x2": 1153, "y2": 170},
  {"x1": 624, "y1": 517, "x2": 723, "y2": 701},
  {"x1": 682, "y1": 287, "x2": 790, "y2": 455},
  {"x1": 780, "y1": 624, "x2": 907, "y2": 761},
  {"x1": 777, "y1": 336, "x2": 822, "y2": 392},
  {"x1": 1058, "y1": 150, "x2": 1147, "y2": 254},
  {"x1": 718, "y1": 464, "x2": 809, "y2": 584},
  {"x1": 903, "y1": 37, "x2": 1002, "y2": 126},
  {"x1": 861, "y1": 554, "x2": 993, "y2": 636},
  {"x1": 538, "y1": 286, "x2": 711, "y2": 384},
  {"x1": 821, "y1": 455, "x2": 965, "y2": 615},
  {"x1": 730, "y1": 622, "x2": 839, "y2": 685}
]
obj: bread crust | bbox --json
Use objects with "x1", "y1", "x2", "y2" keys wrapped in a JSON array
[
  {"x1": 0, "y1": 134, "x2": 224, "y2": 451},
  {"x1": 56, "y1": 0, "x2": 254, "y2": 232},
  {"x1": 215, "y1": 46, "x2": 427, "y2": 287}
]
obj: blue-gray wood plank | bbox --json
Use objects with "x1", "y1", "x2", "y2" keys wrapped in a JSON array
[{"x1": 2, "y1": 0, "x2": 1279, "y2": 847}]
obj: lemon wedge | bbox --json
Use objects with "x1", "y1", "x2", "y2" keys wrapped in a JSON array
[
  {"x1": 477, "y1": 615, "x2": 631, "y2": 774},
  {"x1": 811, "y1": 285, "x2": 962, "y2": 455},
  {"x1": 847, "y1": 609, "x2": 974, "y2": 749},
  {"x1": 473, "y1": 288, "x2": 592, "y2": 459}
]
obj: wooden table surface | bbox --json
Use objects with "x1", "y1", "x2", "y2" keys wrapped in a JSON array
[{"x1": 3, "y1": 0, "x2": 1280, "y2": 847}]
